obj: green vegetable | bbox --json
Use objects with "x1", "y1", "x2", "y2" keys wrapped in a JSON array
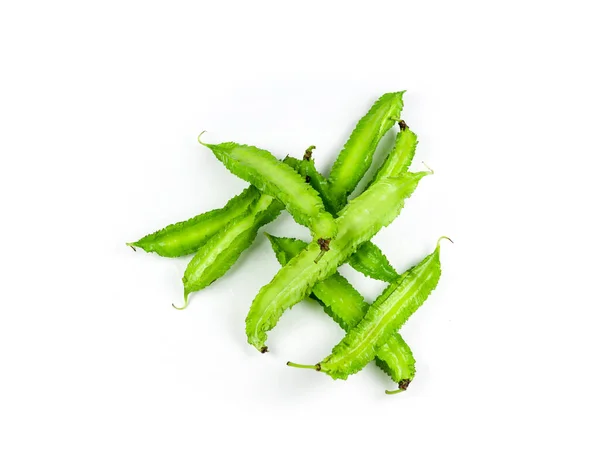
[
  {"x1": 346, "y1": 241, "x2": 399, "y2": 283},
  {"x1": 245, "y1": 172, "x2": 430, "y2": 352},
  {"x1": 266, "y1": 234, "x2": 415, "y2": 386},
  {"x1": 284, "y1": 151, "x2": 337, "y2": 214},
  {"x1": 369, "y1": 122, "x2": 418, "y2": 186},
  {"x1": 285, "y1": 154, "x2": 399, "y2": 282},
  {"x1": 175, "y1": 194, "x2": 283, "y2": 309},
  {"x1": 201, "y1": 137, "x2": 336, "y2": 240},
  {"x1": 327, "y1": 92, "x2": 405, "y2": 210},
  {"x1": 129, "y1": 100, "x2": 414, "y2": 281},
  {"x1": 127, "y1": 187, "x2": 260, "y2": 257},
  {"x1": 288, "y1": 237, "x2": 450, "y2": 393}
]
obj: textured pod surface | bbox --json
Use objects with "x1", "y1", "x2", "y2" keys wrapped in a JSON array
[
  {"x1": 284, "y1": 156, "x2": 399, "y2": 282},
  {"x1": 347, "y1": 241, "x2": 398, "y2": 283},
  {"x1": 127, "y1": 187, "x2": 260, "y2": 257},
  {"x1": 318, "y1": 238, "x2": 447, "y2": 380},
  {"x1": 245, "y1": 172, "x2": 428, "y2": 351},
  {"x1": 180, "y1": 194, "x2": 283, "y2": 308},
  {"x1": 370, "y1": 127, "x2": 418, "y2": 186},
  {"x1": 266, "y1": 234, "x2": 415, "y2": 384},
  {"x1": 328, "y1": 92, "x2": 405, "y2": 210},
  {"x1": 284, "y1": 156, "x2": 338, "y2": 213},
  {"x1": 204, "y1": 141, "x2": 336, "y2": 239}
]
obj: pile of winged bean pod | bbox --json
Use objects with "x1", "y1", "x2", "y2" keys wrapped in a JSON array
[{"x1": 129, "y1": 92, "x2": 450, "y2": 394}]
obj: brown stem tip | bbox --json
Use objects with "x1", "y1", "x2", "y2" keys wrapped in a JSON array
[
  {"x1": 398, "y1": 120, "x2": 408, "y2": 131},
  {"x1": 385, "y1": 379, "x2": 412, "y2": 395},
  {"x1": 314, "y1": 238, "x2": 331, "y2": 263},
  {"x1": 260, "y1": 346, "x2": 269, "y2": 354},
  {"x1": 317, "y1": 238, "x2": 330, "y2": 252},
  {"x1": 303, "y1": 145, "x2": 316, "y2": 161}
]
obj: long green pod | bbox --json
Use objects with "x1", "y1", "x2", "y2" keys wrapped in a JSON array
[
  {"x1": 245, "y1": 172, "x2": 429, "y2": 351},
  {"x1": 266, "y1": 234, "x2": 415, "y2": 386},
  {"x1": 283, "y1": 153, "x2": 337, "y2": 214},
  {"x1": 289, "y1": 237, "x2": 450, "y2": 388},
  {"x1": 177, "y1": 194, "x2": 283, "y2": 309},
  {"x1": 369, "y1": 124, "x2": 418, "y2": 186},
  {"x1": 127, "y1": 187, "x2": 260, "y2": 257},
  {"x1": 285, "y1": 155, "x2": 399, "y2": 282},
  {"x1": 202, "y1": 138, "x2": 336, "y2": 240},
  {"x1": 328, "y1": 92, "x2": 405, "y2": 210}
]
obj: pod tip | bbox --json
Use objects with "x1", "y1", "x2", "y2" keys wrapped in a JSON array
[
  {"x1": 172, "y1": 291, "x2": 190, "y2": 310},
  {"x1": 421, "y1": 161, "x2": 434, "y2": 175},
  {"x1": 303, "y1": 145, "x2": 316, "y2": 161},
  {"x1": 287, "y1": 362, "x2": 320, "y2": 371},
  {"x1": 385, "y1": 379, "x2": 411, "y2": 395},
  {"x1": 437, "y1": 236, "x2": 454, "y2": 247},
  {"x1": 197, "y1": 130, "x2": 208, "y2": 145}
]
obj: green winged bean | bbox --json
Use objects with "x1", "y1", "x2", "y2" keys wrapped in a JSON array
[
  {"x1": 202, "y1": 139, "x2": 336, "y2": 240},
  {"x1": 266, "y1": 234, "x2": 415, "y2": 386},
  {"x1": 369, "y1": 122, "x2": 418, "y2": 186},
  {"x1": 245, "y1": 171, "x2": 430, "y2": 352},
  {"x1": 126, "y1": 187, "x2": 260, "y2": 257},
  {"x1": 283, "y1": 152, "x2": 338, "y2": 214},
  {"x1": 127, "y1": 153, "x2": 323, "y2": 259},
  {"x1": 328, "y1": 92, "x2": 405, "y2": 210},
  {"x1": 346, "y1": 242, "x2": 399, "y2": 283},
  {"x1": 285, "y1": 155, "x2": 399, "y2": 282},
  {"x1": 287, "y1": 237, "x2": 450, "y2": 392},
  {"x1": 176, "y1": 193, "x2": 283, "y2": 309}
]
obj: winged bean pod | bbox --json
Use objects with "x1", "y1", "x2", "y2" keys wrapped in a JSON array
[
  {"x1": 369, "y1": 125, "x2": 418, "y2": 186},
  {"x1": 266, "y1": 234, "x2": 415, "y2": 385},
  {"x1": 283, "y1": 154, "x2": 338, "y2": 214},
  {"x1": 177, "y1": 194, "x2": 283, "y2": 309},
  {"x1": 245, "y1": 171, "x2": 430, "y2": 351},
  {"x1": 127, "y1": 187, "x2": 260, "y2": 257},
  {"x1": 202, "y1": 140, "x2": 336, "y2": 240},
  {"x1": 285, "y1": 155, "x2": 399, "y2": 282},
  {"x1": 328, "y1": 92, "x2": 405, "y2": 210},
  {"x1": 289, "y1": 237, "x2": 450, "y2": 388}
]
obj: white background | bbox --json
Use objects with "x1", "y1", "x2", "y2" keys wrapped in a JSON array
[{"x1": 1, "y1": 1, "x2": 599, "y2": 449}]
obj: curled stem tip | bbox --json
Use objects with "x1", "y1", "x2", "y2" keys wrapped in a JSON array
[
  {"x1": 385, "y1": 379, "x2": 411, "y2": 395},
  {"x1": 385, "y1": 388, "x2": 405, "y2": 395},
  {"x1": 314, "y1": 238, "x2": 330, "y2": 263},
  {"x1": 172, "y1": 292, "x2": 190, "y2": 310},
  {"x1": 287, "y1": 362, "x2": 320, "y2": 370},
  {"x1": 126, "y1": 243, "x2": 137, "y2": 252},
  {"x1": 197, "y1": 130, "x2": 208, "y2": 145},
  {"x1": 437, "y1": 236, "x2": 454, "y2": 247},
  {"x1": 303, "y1": 145, "x2": 316, "y2": 161},
  {"x1": 421, "y1": 161, "x2": 434, "y2": 174}
]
